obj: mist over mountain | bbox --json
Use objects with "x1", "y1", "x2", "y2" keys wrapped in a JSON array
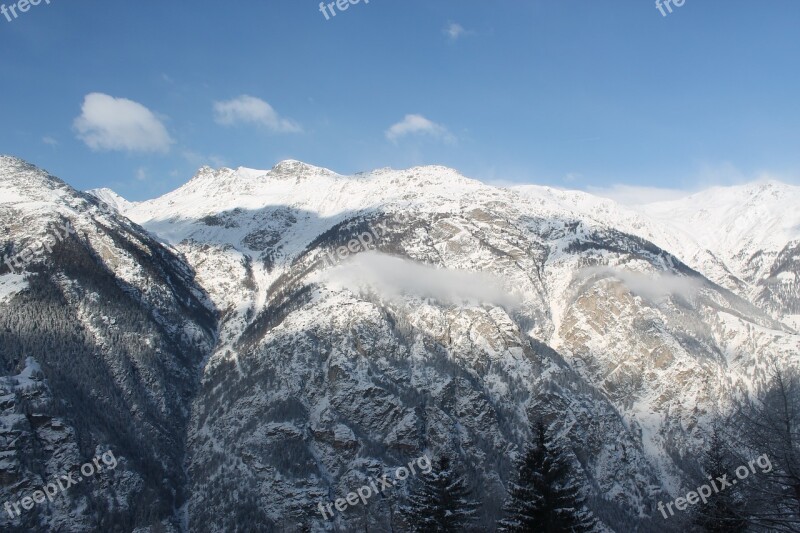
[{"x1": 1, "y1": 155, "x2": 799, "y2": 531}]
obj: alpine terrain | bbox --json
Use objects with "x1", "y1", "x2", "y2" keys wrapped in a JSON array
[{"x1": 1, "y1": 154, "x2": 798, "y2": 532}]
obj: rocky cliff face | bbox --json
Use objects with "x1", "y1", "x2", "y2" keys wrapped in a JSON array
[
  {"x1": 0, "y1": 156, "x2": 215, "y2": 532},
  {"x1": 1, "y1": 156, "x2": 798, "y2": 531}
]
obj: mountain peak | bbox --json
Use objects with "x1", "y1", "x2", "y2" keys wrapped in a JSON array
[
  {"x1": 0, "y1": 155, "x2": 56, "y2": 183},
  {"x1": 0, "y1": 155, "x2": 72, "y2": 204},
  {"x1": 180, "y1": 166, "x2": 249, "y2": 192},
  {"x1": 270, "y1": 159, "x2": 306, "y2": 171},
  {"x1": 269, "y1": 159, "x2": 338, "y2": 179},
  {"x1": 86, "y1": 187, "x2": 137, "y2": 213}
]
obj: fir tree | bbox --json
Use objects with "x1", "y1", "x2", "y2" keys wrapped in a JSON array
[
  {"x1": 498, "y1": 422, "x2": 598, "y2": 532},
  {"x1": 691, "y1": 426, "x2": 747, "y2": 532},
  {"x1": 400, "y1": 454, "x2": 481, "y2": 532}
]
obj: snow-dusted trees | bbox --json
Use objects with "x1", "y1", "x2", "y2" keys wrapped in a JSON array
[
  {"x1": 400, "y1": 454, "x2": 481, "y2": 532},
  {"x1": 732, "y1": 367, "x2": 800, "y2": 532},
  {"x1": 498, "y1": 421, "x2": 598, "y2": 532},
  {"x1": 692, "y1": 425, "x2": 747, "y2": 532}
]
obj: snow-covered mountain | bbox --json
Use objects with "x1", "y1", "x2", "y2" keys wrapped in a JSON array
[
  {"x1": 86, "y1": 187, "x2": 139, "y2": 214},
  {"x1": 513, "y1": 181, "x2": 800, "y2": 330},
  {"x1": 0, "y1": 156, "x2": 216, "y2": 532},
  {"x1": 641, "y1": 182, "x2": 800, "y2": 329},
  {"x1": 2, "y1": 155, "x2": 798, "y2": 531}
]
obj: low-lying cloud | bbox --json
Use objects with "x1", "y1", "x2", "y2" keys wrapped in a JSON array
[
  {"x1": 317, "y1": 252, "x2": 520, "y2": 309},
  {"x1": 579, "y1": 266, "x2": 704, "y2": 301}
]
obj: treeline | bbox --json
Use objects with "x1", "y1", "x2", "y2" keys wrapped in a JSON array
[
  {"x1": 335, "y1": 368, "x2": 800, "y2": 532},
  {"x1": 687, "y1": 367, "x2": 800, "y2": 533},
  {"x1": 396, "y1": 421, "x2": 598, "y2": 532}
]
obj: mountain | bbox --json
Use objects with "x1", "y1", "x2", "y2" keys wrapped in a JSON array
[
  {"x1": 0, "y1": 156, "x2": 216, "y2": 532},
  {"x1": 86, "y1": 188, "x2": 139, "y2": 214},
  {"x1": 513, "y1": 181, "x2": 800, "y2": 330},
  {"x1": 2, "y1": 155, "x2": 799, "y2": 531},
  {"x1": 641, "y1": 182, "x2": 800, "y2": 329}
]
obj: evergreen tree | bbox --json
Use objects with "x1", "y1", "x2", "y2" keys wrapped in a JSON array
[
  {"x1": 691, "y1": 426, "x2": 747, "y2": 532},
  {"x1": 734, "y1": 368, "x2": 800, "y2": 532},
  {"x1": 498, "y1": 422, "x2": 598, "y2": 532},
  {"x1": 400, "y1": 454, "x2": 481, "y2": 532}
]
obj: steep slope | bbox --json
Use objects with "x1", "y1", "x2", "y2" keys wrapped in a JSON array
[
  {"x1": 757, "y1": 240, "x2": 800, "y2": 331},
  {"x1": 513, "y1": 182, "x2": 800, "y2": 329},
  {"x1": 0, "y1": 156, "x2": 216, "y2": 532},
  {"x1": 643, "y1": 181, "x2": 800, "y2": 282},
  {"x1": 510, "y1": 185, "x2": 749, "y2": 297},
  {"x1": 642, "y1": 181, "x2": 800, "y2": 327},
  {"x1": 86, "y1": 188, "x2": 139, "y2": 214}
]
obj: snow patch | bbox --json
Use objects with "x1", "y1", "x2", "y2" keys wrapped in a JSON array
[
  {"x1": 0, "y1": 274, "x2": 28, "y2": 304},
  {"x1": 0, "y1": 357, "x2": 43, "y2": 390}
]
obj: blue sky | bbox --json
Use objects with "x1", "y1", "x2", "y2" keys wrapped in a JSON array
[{"x1": 1, "y1": 0, "x2": 798, "y2": 201}]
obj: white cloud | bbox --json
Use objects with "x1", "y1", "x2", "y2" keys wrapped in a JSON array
[
  {"x1": 213, "y1": 95, "x2": 301, "y2": 133},
  {"x1": 42, "y1": 136, "x2": 58, "y2": 146},
  {"x1": 444, "y1": 22, "x2": 468, "y2": 41},
  {"x1": 579, "y1": 266, "x2": 703, "y2": 302},
  {"x1": 386, "y1": 114, "x2": 455, "y2": 144},
  {"x1": 135, "y1": 167, "x2": 147, "y2": 181},
  {"x1": 317, "y1": 251, "x2": 521, "y2": 309},
  {"x1": 73, "y1": 93, "x2": 174, "y2": 153}
]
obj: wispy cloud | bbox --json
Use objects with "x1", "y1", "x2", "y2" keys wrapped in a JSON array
[
  {"x1": 213, "y1": 95, "x2": 301, "y2": 133},
  {"x1": 135, "y1": 167, "x2": 148, "y2": 181},
  {"x1": 443, "y1": 22, "x2": 469, "y2": 41},
  {"x1": 386, "y1": 114, "x2": 456, "y2": 144},
  {"x1": 317, "y1": 251, "x2": 521, "y2": 309},
  {"x1": 578, "y1": 266, "x2": 704, "y2": 302},
  {"x1": 42, "y1": 136, "x2": 58, "y2": 147},
  {"x1": 73, "y1": 93, "x2": 174, "y2": 153}
]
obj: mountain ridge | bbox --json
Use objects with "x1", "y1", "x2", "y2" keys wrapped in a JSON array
[{"x1": 85, "y1": 159, "x2": 799, "y2": 329}]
